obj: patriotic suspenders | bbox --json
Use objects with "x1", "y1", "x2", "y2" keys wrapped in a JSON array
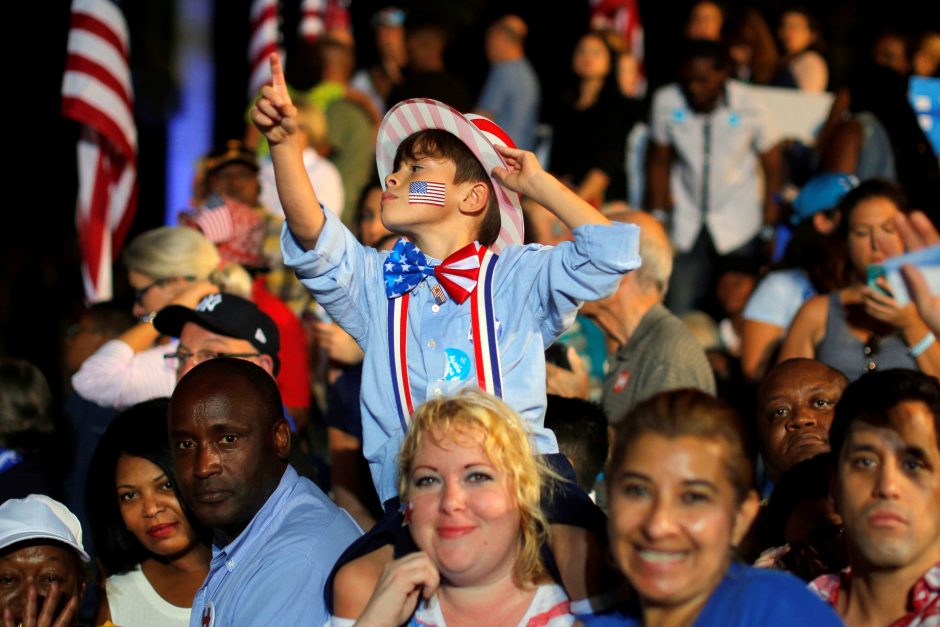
[{"x1": 388, "y1": 247, "x2": 503, "y2": 428}]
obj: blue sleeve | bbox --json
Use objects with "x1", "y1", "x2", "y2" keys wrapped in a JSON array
[
  {"x1": 280, "y1": 205, "x2": 381, "y2": 348},
  {"x1": 528, "y1": 221, "x2": 641, "y2": 344},
  {"x1": 704, "y1": 567, "x2": 844, "y2": 626}
]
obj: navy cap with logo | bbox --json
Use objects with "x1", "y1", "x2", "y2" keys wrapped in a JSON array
[{"x1": 154, "y1": 293, "x2": 281, "y2": 374}]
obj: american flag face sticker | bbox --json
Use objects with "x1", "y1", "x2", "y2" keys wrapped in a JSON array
[{"x1": 408, "y1": 181, "x2": 446, "y2": 206}]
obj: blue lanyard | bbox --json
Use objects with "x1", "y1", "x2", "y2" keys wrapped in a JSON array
[{"x1": 0, "y1": 447, "x2": 23, "y2": 474}]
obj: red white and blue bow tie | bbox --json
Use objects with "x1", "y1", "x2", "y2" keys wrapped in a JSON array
[{"x1": 384, "y1": 239, "x2": 484, "y2": 304}]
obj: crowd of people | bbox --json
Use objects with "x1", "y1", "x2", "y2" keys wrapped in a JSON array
[{"x1": 2, "y1": 2, "x2": 940, "y2": 625}]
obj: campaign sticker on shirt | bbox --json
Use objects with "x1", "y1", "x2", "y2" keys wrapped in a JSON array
[
  {"x1": 467, "y1": 319, "x2": 502, "y2": 342},
  {"x1": 612, "y1": 370, "x2": 631, "y2": 393},
  {"x1": 672, "y1": 109, "x2": 686, "y2": 123},
  {"x1": 443, "y1": 348, "x2": 472, "y2": 381},
  {"x1": 200, "y1": 601, "x2": 215, "y2": 627},
  {"x1": 728, "y1": 112, "x2": 741, "y2": 127}
]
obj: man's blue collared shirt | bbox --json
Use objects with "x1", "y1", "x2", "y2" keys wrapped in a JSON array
[
  {"x1": 189, "y1": 465, "x2": 361, "y2": 627},
  {"x1": 282, "y1": 206, "x2": 641, "y2": 504}
]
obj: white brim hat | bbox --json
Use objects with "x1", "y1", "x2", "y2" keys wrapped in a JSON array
[
  {"x1": 0, "y1": 494, "x2": 90, "y2": 562},
  {"x1": 376, "y1": 98, "x2": 524, "y2": 252}
]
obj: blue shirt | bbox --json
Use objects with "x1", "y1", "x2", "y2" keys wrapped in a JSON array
[
  {"x1": 476, "y1": 58, "x2": 541, "y2": 151},
  {"x1": 584, "y1": 562, "x2": 842, "y2": 626},
  {"x1": 282, "y1": 207, "x2": 640, "y2": 503},
  {"x1": 189, "y1": 465, "x2": 361, "y2": 627}
]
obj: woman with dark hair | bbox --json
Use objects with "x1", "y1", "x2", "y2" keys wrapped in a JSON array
[
  {"x1": 588, "y1": 389, "x2": 840, "y2": 625},
  {"x1": 740, "y1": 173, "x2": 857, "y2": 381},
  {"x1": 549, "y1": 31, "x2": 635, "y2": 205},
  {"x1": 86, "y1": 398, "x2": 210, "y2": 626},
  {"x1": 780, "y1": 179, "x2": 940, "y2": 380},
  {"x1": 772, "y1": 7, "x2": 827, "y2": 92}
]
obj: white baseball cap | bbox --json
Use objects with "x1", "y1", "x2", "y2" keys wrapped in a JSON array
[{"x1": 0, "y1": 494, "x2": 90, "y2": 562}]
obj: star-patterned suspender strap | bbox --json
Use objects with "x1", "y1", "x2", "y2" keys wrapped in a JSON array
[{"x1": 388, "y1": 247, "x2": 502, "y2": 426}]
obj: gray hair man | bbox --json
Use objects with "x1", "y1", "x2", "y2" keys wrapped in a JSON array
[{"x1": 584, "y1": 210, "x2": 716, "y2": 424}]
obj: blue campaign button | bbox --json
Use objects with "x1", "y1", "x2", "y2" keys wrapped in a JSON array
[{"x1": 443, "y1": 348, "x2": 472, "y2": 381}]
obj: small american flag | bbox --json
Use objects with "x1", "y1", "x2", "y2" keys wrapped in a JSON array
[{"x1": 409, "y1": 181, "x2": 446, "y2": 206}]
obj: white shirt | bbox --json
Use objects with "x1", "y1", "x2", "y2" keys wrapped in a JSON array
[
  {"x1": 71, "y1": 339, "x2": 177, "y2": 410},
  {"x1": 106, "y1": 567, "x2": 191, "y2": 627},
  {"x1": 650, "y1": 80, "x2": 781, "y2": 254}
]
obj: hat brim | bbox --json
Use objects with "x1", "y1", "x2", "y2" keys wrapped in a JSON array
[
  {"x1": 376, "y1": 98, "x2": 524, "y2": 252},
  {"x1": 153, "y1": 305, "x2": 231, "y2": 340},
  {"x1": 0, "y1": 531, "x2": 91, "y2": 562}
]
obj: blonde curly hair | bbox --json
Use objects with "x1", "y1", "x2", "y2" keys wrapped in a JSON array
[{"x1": 397, "y1": 390, "x2": 554, "y2": 587}]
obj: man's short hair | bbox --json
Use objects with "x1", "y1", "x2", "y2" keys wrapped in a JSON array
[
  {"x1": 174, "y1": 358, "x2": 285, "y2": 430},
  {"x1": 679, "y1": 38, "x2": 732, "y2": 71},
  {"x1": 544, "y1": 395, "x2": 609, "y2": 492},
  {"x1": 829, "y1": 369, "x2": 940, "y2": 461},
  {"x1": 394, "y1": 129, "x2": 501, "y2": 246}
]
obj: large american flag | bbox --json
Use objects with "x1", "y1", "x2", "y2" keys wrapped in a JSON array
[
  {"x1": 408, "y1": 181, "x2": 446, "y2": 207},
  {"x1": 61, "y1": 0, "x2": 137, "y2": 303},
  {"x1": 248, "y1": 0, "x2": 280, "y2": 98}
]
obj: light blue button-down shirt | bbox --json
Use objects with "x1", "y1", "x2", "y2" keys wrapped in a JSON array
[
  {"x1": 189, "y1": 465, "x2": 361, "y2": 627},
  {"x1": 282, "y1": 207, "x2": 641, "y2": 503}
]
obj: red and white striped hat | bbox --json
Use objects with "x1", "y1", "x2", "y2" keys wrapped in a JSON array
[{"x1": 376, "y1": 98, "x2": 524, "y2": 251}]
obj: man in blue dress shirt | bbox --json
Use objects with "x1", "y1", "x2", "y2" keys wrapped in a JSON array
[{"x1": 168, "y1": 358, "x2": 361, "y2": 626}]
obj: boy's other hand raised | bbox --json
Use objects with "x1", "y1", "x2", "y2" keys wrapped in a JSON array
[
  {"x1": 251, "y1": 53, "x2": 299, "y2": 146},
  {"x1": 491, "y1": 144, "x2": 549, "y2": 200}
]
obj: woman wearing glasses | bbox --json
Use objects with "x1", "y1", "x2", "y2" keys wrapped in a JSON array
[
  {"x1": 71, "y1": 226, "x2": 239, "y2": 409},
  {"x1": 779, "y1": 179, "x2": 940, "y2": 381}
]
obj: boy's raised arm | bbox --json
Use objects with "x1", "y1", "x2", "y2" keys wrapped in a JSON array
[
  {"x1": 491, "y1": 144, "x2": 610, "y2": 230},
  {"x1": 251, "y1": 53, "x2": 324, "y2": 250}
]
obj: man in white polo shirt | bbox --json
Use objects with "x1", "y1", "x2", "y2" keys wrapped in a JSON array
[{"x1": 646, "y1": 39, "x2": 783, "y2": 314}]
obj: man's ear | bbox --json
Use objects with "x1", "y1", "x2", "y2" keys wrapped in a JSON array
[
  {"x1": 458, "y1": 181, "x2": 490, "y2": 215},
  {"x1": 274, "y1": 419, "x2": 292, "y2": 461},
  {"x1": 257, "y1": 354, "x2": 276, "y2": 377},
  {"x1": 732, "y1": 490, "x2": 761, "y2": 546},
  {"x1": 828, "y1": 464, "x2": 841, "y2": 514}
]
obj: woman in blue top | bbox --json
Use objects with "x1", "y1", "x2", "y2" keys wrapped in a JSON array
[{"x1": 588, "y1": 390, "x2": 842, "y2": 626}]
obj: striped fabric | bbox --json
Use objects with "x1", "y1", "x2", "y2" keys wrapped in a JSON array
[
  {"x1": 376, "y1": 99, "x2": 525, "y2": 252},
  {"x1": 299, "y1": 0, "x2": 351, "y2": 41},
  {"x1": 61, "y1": 0, "x2": 137, "y2": 303},
  {"x1": 248, "y1": 0, "x2": 280, "y2": 97}
]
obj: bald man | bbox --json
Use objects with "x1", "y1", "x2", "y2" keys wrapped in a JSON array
[
  {"x1": 168, "y1": 359, "x2": 360, "y2": 627},
  {"x1": 756, "y1": 358, "x2": 849, "y2": 483},
  {"x1": 475, "y1": 14, "x2": 541, "y2": 150},
  {"x1": 584, "y1": 211, "x2": 716, "y2": 423}
]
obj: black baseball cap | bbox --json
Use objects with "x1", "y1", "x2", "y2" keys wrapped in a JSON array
[{"x1": 154, "y1": 293, "x2": 281, "y2": 374}]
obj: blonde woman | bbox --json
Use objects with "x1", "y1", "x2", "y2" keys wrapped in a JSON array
[
  {"x1": 71, "y1": 226, "x2": 224, "y2": 409},
  {"x1": 346, "y1": 391, "x2": 572, "y2": 627}
]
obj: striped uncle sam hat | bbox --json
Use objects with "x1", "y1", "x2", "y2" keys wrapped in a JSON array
[{"x1": 376, "y1": 98, "x2": 524, "y2": 252}]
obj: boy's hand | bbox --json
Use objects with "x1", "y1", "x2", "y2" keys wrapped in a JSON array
[
  {"x1": 251, "y1": 53, "x2": 299, "y2": 146},
  {"x1": 491, "y1": 144, "x2": 549, "y2": 200}
]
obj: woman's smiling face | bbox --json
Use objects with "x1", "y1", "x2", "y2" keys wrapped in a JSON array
[
  {"x1": 607, "y1": 433, "x2": 757, "y2": 612},
  {"x1": 406, "y1": 429, "x2": 522, "y2": 587}
]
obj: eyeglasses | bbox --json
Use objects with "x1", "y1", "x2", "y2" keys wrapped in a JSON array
[
  {"x1": 134, "y1": 276, "x2": 196, "y2": 305},
  {"x1": 164, "y1": 350, "x2": 262, "y2": 370}
]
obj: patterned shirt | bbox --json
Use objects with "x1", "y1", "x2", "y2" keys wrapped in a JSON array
[{"x1": 810, "y1": 564, "x2": 940, "y2": 627}]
